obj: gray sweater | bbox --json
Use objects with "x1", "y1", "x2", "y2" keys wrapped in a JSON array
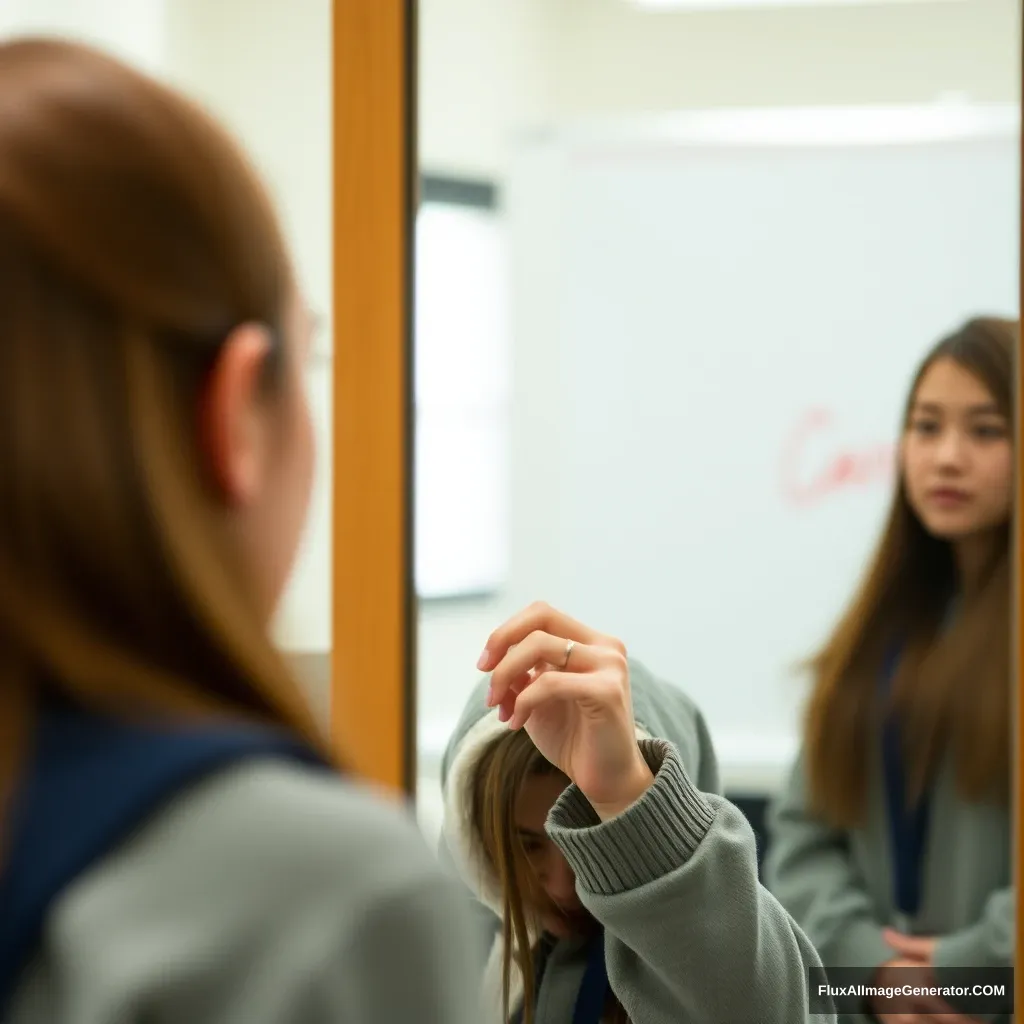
[
  {"x1": 765, "y1": 747, "x2": 1013, "y2": 1023},
  {"x1": 6, "y1": 760, "x2": 481, "y2": 1024},
  {"x1": 439, "y1": 661, "x2": 836, "y2": 1023}
]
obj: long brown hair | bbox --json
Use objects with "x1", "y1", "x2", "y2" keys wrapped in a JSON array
[
  {"x1": 471, "y1": 728, "x2": 628, "y2": 1024},
  {"x1": 804, "y1": 317, "x2": 1014, "y2": 828},
  {"x1": 0, "y1": 38, "x2": 333, "y2": 833}
]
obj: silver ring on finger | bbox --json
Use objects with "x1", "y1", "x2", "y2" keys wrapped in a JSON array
[{"x1": 561, "y1": 639, "x2": 576, "y2": 669}]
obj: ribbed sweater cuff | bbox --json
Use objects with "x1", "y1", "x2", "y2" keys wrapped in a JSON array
[{"x1": 545, "y1": 738, "x2": 716, "y2": 896}]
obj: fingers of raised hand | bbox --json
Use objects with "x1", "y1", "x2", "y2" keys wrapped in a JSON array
[
  {"x1": 486, "y1": 630, "x2": 627, "y2": 710},
  {"x1": 478, "y1": 602, "x2": 625, "y2": 673},
  {"x1": 504, "y1": 664, "x2": 629, "y2": 731},
  {"x1": 504, "y1": 670, "x2": 589, "y2": 731}
]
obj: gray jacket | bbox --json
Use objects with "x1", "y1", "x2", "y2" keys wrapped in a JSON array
[
  {"x1": 765, "y1": 747, "x2": 1013, "y2": 1023},
  {"x1": 7, "y1": 760, "x2": 480, "y2": 1024},
  {"x1": 440, "y1": 660, "x2": 835, "y2": 1023}
]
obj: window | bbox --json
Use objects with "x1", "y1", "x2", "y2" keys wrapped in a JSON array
[{"x1": 414, "y1": 176, "x2": 510, "y2": 599}]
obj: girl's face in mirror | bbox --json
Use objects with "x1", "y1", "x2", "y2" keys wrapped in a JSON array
[{"x1": 902, "y1": 356, "x2": 1012, "y2": 543}]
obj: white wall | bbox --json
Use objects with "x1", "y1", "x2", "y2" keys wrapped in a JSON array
[
  {"x1": 163, "y1": 0, "x2": 332, "y2": 335},
  {"x1": 419, "y1": 0, "x2": 556, "y2": 178},
  {"x1": 549, "y1": 0, "x2": 1019, "y2": 114},
  {"x1": 0, "y1": 0, "x2": 166, "y2": 72},
  {"x1": 420, "y1": 0, "x2": 1020, "y2": 183}
]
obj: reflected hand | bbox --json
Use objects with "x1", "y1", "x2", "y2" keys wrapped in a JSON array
[
  {"x1": 478, "y1": 602, "x2": 653, "y2": 820},
  {"x1": 882, "y1": 928, "x2": 937, "y2": 965},
  {"x1": 870, "y1": 957, "x2": 978, "y2": 1024}
]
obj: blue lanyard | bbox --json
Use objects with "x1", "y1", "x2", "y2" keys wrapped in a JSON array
[
  {"x1": 572, "y1": 932, "x2": 609, "y2": 1024},
  {"x1": 512, "y1": 931, "x2": 608, "y2": 1024},
  {"x1": 879, "y1": 646, "x2": 932, "y2": 918}
]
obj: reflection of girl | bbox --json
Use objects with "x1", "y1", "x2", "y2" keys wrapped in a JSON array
[
  {"x1": 765, "y1": 319, "x2": 1015, "y2": 1023},
  {"x1": 441, "y1": 603, "x2": 834, "y2": 1024},
  {"x1": 0, "y1": 39, "x2": 477, "y2": 1024}
]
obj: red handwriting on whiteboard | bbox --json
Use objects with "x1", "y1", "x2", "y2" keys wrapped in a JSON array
[{"x1": 780, "y1": 407, "x2": 896, "y2": 508}]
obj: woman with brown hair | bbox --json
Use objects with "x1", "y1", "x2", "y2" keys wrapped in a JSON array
[
  {"x1": 765, "y1": 317, "x2": 1015, "y2": 1024},
  {"x1": 0, "y1": 37, "x2": 478, "y2": 1024},
  {"x1": 440, "y1": 602, "x2": 834, "y2": 1024}
]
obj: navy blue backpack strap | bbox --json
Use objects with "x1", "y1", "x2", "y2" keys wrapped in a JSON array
[{"x1": 0, "y1": 698, "x2": 329, "y2": 1014}]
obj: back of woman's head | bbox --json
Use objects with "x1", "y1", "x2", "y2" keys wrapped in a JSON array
[
  {"x1": 0, "y1": 38, "x2": 327, "y2": 794},
  {"x1": 805, "y1": 316, "x2": 1015, "y2": 826}
]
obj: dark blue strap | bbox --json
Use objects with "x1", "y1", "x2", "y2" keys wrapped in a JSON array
[
  {"x1": 572, "y1": 932, "x2": 609, "y2": 1024},
  {"x1": 879, "y1": 645, "x2": 932, "y2": 918},
  {"x1": 510, "y1": 931, "x2": 608, "y2": 1024},
  {"x1": 0, "y1": 698, "x2": 328, "y2": 1013}
]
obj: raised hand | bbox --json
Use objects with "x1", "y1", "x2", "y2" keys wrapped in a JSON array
[{"x1": 478, "y1": 602, "x2": 654, "y2": 820}]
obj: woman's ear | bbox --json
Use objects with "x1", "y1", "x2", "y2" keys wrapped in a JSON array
[{"x1": 198, "y1": 322, "x2": 275, "y2": 506}]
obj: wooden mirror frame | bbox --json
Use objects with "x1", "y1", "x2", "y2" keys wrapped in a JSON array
[{"x1": 331, "y1": 0, "x2": 417, "y2": 796}]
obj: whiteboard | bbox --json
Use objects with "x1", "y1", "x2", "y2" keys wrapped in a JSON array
[{"x1": 503, "y1": 105, "x2": 1019, "y2": 790}]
